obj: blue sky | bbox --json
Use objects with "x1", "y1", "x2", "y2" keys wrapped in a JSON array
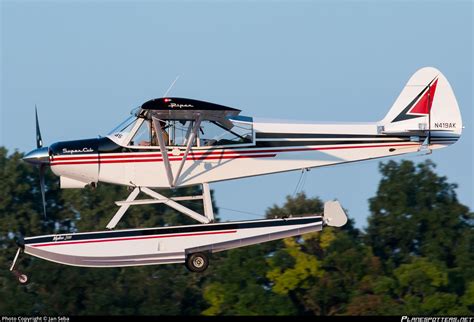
[{"x1": 1, "y1": 1, "x2": 472, "y2": 229}]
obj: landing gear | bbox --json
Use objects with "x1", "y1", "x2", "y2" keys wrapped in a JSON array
[
  {"x1": 10, "y1": 248, "x2": 28, "y2": 284},
  {"x1": 12, "y1": 270, "x2": 28, "y2": 284},
  {"x1": 106, "y1": 183, "x2": 215, "y2": 230},
  {"x1": 185, "y1": 252, "x2": 209, "y2": 273}
]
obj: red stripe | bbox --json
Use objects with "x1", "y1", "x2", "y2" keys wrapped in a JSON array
[
  {"x1": 50, "y1": 143, "x2": 418, "y2": 166},
  {"x1": 172, "y1": 153, "x2": 277, "y2": 161},
  {"x1": 50, "y1": 154, "x2": 277, "y2": 166},
  {"x1": 53, "y1": 149, "x2": 266, "y2": 161},
  {"x1": 54, "y1": 153, "x2": 162, "y2": 161},
  {"x1": 51, "y1": 159, "x2": 163, "y2": 166},
  {"x1": 51, "y1": 160, "x2": 101, "y2": 166},
  {"x1": 31, "y1": 230, "x2": 237, "y2": 248}
]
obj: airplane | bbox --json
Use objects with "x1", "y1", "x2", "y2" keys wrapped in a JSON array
[{"x1": 10, "y1": 66, "x2": 462, "y2": 284}]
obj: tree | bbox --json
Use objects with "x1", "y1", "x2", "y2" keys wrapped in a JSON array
[
  {"x1": 201, "y1": 192, "x2": 328, "y2": 315},
  {"x1": 202, "y1": 244, "x2": 297, "y2": 315},
  {"x1": 365, "y1": 160, "x2": 474, "y2": 315},
  {"x1": 2, "y1": 148, "x2": 472, "y2": 316},
  {"x1": 202, "y1": 193, "x2": 375, "y2": 315},
  {"x1": 366, "y1": 160, "x2": 473, "y2": 268},
  {"x1": 0, "y1": 147, "x2": 213, "y2": 315}
]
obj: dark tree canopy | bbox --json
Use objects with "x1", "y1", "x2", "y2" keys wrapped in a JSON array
[
  {"x1": 0, "y1": 148, "x2": 472, "y2": 315},
  {"x1": 366, "y1": 160, "x2": 473, "y2": 270}
]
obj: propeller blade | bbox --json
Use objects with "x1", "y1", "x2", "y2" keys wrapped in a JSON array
[
  {"x1": 39, "y1": 164, "x2": 47, "y2": 218},
  {"x1": 35, "y1": 105, "x2": 43, "y2": 148}
]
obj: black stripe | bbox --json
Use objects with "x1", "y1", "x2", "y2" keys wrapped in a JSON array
[
  {"x1": 256, "y1": 132, "x2": 459, "y2": 140},
  {"x1": 256, "y1": 139, "x2": 409, "y2": 148},
  {"x1": 25, "y1": 217, "x2": 322, "y2": 245},
  {"x1": 51, "y1": 135, "x2": 458, "y2": 156},
  {"x1": 256, "y1": 133, "x2": 387, "y2": 139},
  {"x1": 430, "y1": 140, "x2": 458, "y2": 143}
]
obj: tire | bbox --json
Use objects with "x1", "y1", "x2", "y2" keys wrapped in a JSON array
[
  {"x1": 185, "y1": 252, "x2": 209, "y2": 273},
  {"x1": 18, "y1": 274, "x2": 28, "y2": 284}
]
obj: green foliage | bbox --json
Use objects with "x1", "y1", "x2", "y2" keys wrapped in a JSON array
[
  {"x1": 202, "y1": 245, "x2": 297, "y2": 315},
  {"x1": 0, "y1": 149, "x2": 472, "y2": 316},
  {"x1": 394, "y1": 258, "x2": 448, "y2": 296},
  {"x1": 266, "y1": 192, "x2": 324, "y2": 219},
  {"x1": 366, "y1": 160, "x2": 472, "y2": 267},
  {"x1": 461, "y1": 282, "x2": 474, "y2": 309},
  {"x1": 267, "y1": 237, "x2": 324, "y2": 295},
  {"x1": 0, "y1": 147, "x2": 211, "y2": 315}
]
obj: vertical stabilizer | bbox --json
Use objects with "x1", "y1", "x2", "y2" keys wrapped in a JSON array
[{"x1": 381, "y1": 67, "x2": 462, "y2": 136}]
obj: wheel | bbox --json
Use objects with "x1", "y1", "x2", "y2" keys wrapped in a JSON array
[
  {"x1": 18, "y1": 274, "x2": 28, "y2": 284},
  {"x1": 13, "y1": 270, "x2": 28, "y2": 284},
  {"x1": 185, "y1": 252, "x2": 209, "y2": 273}
]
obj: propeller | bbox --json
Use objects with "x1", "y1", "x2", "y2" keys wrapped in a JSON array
[
  {"x1": 35, "y1": 106, "x2": 47, "y2": 217},
  {"x1": 23, "y1": 106, "x2": 50, "y2": 218},
  {"x1": 39, "y1": 163, "x2": 47, "y2": 218},
  {"x1": 35, "y1": 105, "x2": 43, "y2": 149}
]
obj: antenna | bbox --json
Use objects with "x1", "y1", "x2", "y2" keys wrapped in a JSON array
[
  {"x1": 163, "y1": 75, "x2": 180, "y2": 97},
  {"x1": 427, "y1": 83, "x2": 431, "y2": 146}
]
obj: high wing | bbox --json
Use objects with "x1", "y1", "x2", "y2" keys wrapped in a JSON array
[
  {"x1": 141, "y1": 97, "x2": 241, "y2": 130},
  {"x1": 138, "y1": 97, "x2": 243, "y2": 187}
]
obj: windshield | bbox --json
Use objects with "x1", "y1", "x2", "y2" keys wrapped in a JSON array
[
  {"x1": 107, "y1": 107, "x2": 142, "y2": 135},
  {"x1": 107, "y1": 115, "x2": 136, "y2": 135}
]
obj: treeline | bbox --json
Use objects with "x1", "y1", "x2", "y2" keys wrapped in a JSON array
[{"x1": 0, "y1": 147, "x2": 472, "y2": 315}]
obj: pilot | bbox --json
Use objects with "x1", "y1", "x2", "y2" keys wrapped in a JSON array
[
  {"x1": 138, "y1": 120, "x2": 171, "y2": 146},
  {"x1": 159, "y1": 120, "x2": 170, "y2": 145}
]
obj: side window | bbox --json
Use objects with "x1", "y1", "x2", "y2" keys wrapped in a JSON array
[
  {"x1": 129, "y1": 119, "x2": 185, "y2": 147},
  {"x1": 168, "y1": 120, "x2": 195, "y2": 146},
  {"x1": 130, "y1": 120, "x2": 156, "y2": 146},
  {"x1": 199, "y1": 120, "x2": 253, "y2": 146},
  {"x1": 128, "y1": 117, "x2": 254, "y2": 148}
]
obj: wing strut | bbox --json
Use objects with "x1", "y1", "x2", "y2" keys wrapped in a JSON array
[
  {"x1": 153, "y1": 117, "x2": 174, "y2": 187},
  {"x1": 173, "y1": 115, "x2": 202, "y2": 187},
  {"x1": 152, "y1": 114, "x2": 202, "y2": 188},
  {"x1": 202, "y1": 182, "x2": 214, "y2": 221}
]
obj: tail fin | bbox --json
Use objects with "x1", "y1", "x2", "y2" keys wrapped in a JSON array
[{"x1": 380, "y1": 67, "x2": 462, "y2": 146}]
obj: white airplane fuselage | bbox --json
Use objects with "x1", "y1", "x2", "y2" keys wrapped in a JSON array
[
  {"x1": 23, "y1": 67, "x2": 462, "y2": 191},
  {"x1": 48, "y1": 120, "x2": 459, "y2": 189}
]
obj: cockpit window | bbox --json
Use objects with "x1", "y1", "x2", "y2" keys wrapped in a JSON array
[
  {"x1": 168, "y1": 120, "x2": 196, "y2": 146},
  {"x1": 130, "y1": 106, "x2": 141, "y2": 117},
  {"x1": 107, "y1": 115, "x2": 136, "y2": 136},
  {"x1": 121, "y1": 114, "x2": 254, "y2": 148},
  {"x1": 198, "y1": 120, "x2": 253, "y2": 147},
  {"x1": 130, "y1": 120, "x2": 156, "y2": 146},
  {"x1": 107, "y1": 106, "x2": 143, "y2": 136}
]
